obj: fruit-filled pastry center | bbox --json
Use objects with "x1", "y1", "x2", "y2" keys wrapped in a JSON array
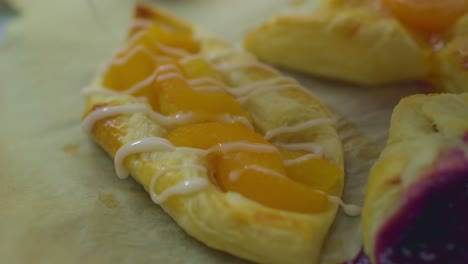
[{"x1": 87, "y1": 21, "x2": 347, "y2": 215}]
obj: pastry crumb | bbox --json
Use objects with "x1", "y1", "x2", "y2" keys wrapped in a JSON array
[
  {"x1": 63, "y1": 144, "x2": 79, "y2": 154},
  {"x1": 99, "y1": 192, "x2": 120, "y2": 208}
]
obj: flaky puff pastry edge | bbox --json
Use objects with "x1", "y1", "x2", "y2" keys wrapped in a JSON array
[
  {"x1": 82, "y1": 3, "x2": 344, "y2": 264},
  {"x1": 244, "y1": 0, "x2": 431, "y2": 86},
  {"x1": 245, "y1": 0, "x2": 468, "y2": 92}
]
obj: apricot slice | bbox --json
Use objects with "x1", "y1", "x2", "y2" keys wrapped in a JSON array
[
  {"x1": 102, "y1": 47, "x2": 156, "y2": 91},
  {"x1": 280, "y1": 149, "x2": 344, "y2": 196},
  {"x1": 122, "y1": 31, "x2": 169, "y2": 59},
  {"x1": 382, "y1": 0, "x2": 468, "y2": 33},
  {"x1": 147, "y1": 24, "x2": 199, "y2": 53},
  {"x1": 182, "y1": 57, "x2": 224, "y2": 80},
  {"x1": 167, "y1": 122, "x2": 329, "y2": 214},
  {"x1": 133, "y1": 60, "x2": 184, "y2": 110},
  {"x1": 155, "y1": 69, "x2": 252, "y2": 123}
]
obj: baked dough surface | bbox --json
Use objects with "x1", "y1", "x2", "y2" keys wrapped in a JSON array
[
  {"x1": 362, "y1": 93, "x2": 468, "y2": 262},
  {"x1": 82, "y1": 3, "x2": 344, "y2": 264},
  {"x1": 244, "y1": 0, "x2": 468, "y2": 92}
]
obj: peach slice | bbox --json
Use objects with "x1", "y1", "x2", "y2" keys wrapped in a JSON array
[
  {"x1": 382, "y1": 0, "x2": 468, "y2": 33},
  {"x1": 147, "y1": 24, "x2": 199, "y2": 53},
  {"x1": 155, "y1": 68, "x2": 252, "y2": 123},
  {"x1": 182, "y1": 57, "x2": 224, "y2": 80},
  {"x1": 280, "y1": 149, "x2": 344, "y2": 196},
  {"x1": 167, "y1": 122, "x2": 329, "y2": 214},
  {"x1": 122, "y1": 31, "x2": 169, "y2": 59},
  {"x1": 102, "y1": 47, "x2": 156, "y2": 92}
]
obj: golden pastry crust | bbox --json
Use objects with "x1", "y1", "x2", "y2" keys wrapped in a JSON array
[
  {"x1": 244, "y1": 0, "x2": 468, "y2": 92},
  {"x1": 244, "y1": 1, "x2": 430, "y2": 86},
  {"x1": 82, "y1": 3, "x2": 344, "y2": 264},
  {"x1": 362, "y1": 93, "x2": 468, "y2": 263}
]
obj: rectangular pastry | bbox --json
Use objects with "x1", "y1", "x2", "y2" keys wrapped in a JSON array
[{"x1": 81, "y1": 3, "x2": 357, "y2": 263}]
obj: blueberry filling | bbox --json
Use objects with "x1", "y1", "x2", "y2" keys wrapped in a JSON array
[{"x1": 374, "y1": 149, "x2": 468, "y2": 264}]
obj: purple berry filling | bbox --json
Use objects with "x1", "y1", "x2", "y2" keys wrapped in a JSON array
[{"x1": 374, "y1": 148, "x2": 468, "y2": 264}]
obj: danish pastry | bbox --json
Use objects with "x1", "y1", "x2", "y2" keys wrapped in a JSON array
[
  {"x1": 244, "y1": 0, "x2": 468, "y2": 92},
  {"x1": 361, "y1": 93, "x2": 468, "y2": 263},
  {"x1": 81, "y1": 3, "x2": 356, "y2": 263}
]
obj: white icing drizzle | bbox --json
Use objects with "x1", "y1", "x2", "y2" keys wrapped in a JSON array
[
  {"x1": 86, "y1": 38, "x2": 347, "y2": 214},
  {"x1": 157, "y1": 42, "x2": 190, "y2": 58},
  {"x1": 229, "y1": 165, "x2": 286, "y2": 181},
  {"x1": 215, "y1": 61, "x2": 280, "y2": 74},
  {"x1": 178, "y1": 53, "x2": 203, "y2": 64},
  {"x1": 150, "y1": 165, "x2": 209, "y2": 204},
  {"x1": 155, "y1": 63, "x2": 180, "y2": 73},
  {"x1": 81, "y1": 104, "x2": 197, "y2": 134},
  {"x1": 188, "y1": 77, "x2": 230, "y2": 90},
  {"x1": 206, "y1": 141, "x2": 277, "y2": 155},
  {"x1": 114, "y1": 137, "x2": 175, "y2": 179},
  {"x1": 314, "y1": 191, "x2": 361, "y2": 217},
  {"x1": 190, "y1": 85, "x2": 225, "y2": 92},
  {"x1": 274, "y1": 142, "x2": 323, "y2": 155},
  {"x1": 229, "y1": 76, "x2": 296, "y2": 97},
  {"x1": 327, "y1": 195, "x2": 362, "y2": 217},
  {"x1": 113, "y1": 137, "x2": 278, "y2": 180},
  {"x1": 264, "y1": 118, "x2": 335, "y2": 140},
  {"x1": 283, "y1": 153, "x2": 322, "y2": 166},
  {"x1": 156, "y1": 72, "x2": 186, "y2": 82},
  {"x1": 109, "y1": 45, "x2": 159, "y2": 66},
  {"x1": 237, "y1": 83, "x2": 306, "y2": 104},
  {"x1": 215, "y1": 114, "x2": 253, "y2": 130},
  {"x1": 124, "y1": 65, "x2": 182, "y2": 94},
  {"x1": 125, "y1": 30, "x2": 190, "y2": 58}
]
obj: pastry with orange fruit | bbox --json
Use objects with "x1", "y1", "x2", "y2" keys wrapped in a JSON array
[
  {"x1": 81, "y1": 3, "x2": 355, "y2": 264},
  {"x1": 244, "y1": 0, "x2": 468, "y2": 92}
]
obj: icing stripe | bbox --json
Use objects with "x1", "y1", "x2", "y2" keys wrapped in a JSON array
[
  {"x1": 82, "y1": 104, "x2": 197, "y2": 133},
  {"x1": 113, "y1": 137, "x2": 279, "y2": 180},
  {"x1": 206, "y1": 141, "x2": 277, "y2": 155},
  {"x1": 326, "y1": 194, "x2": 362, "y2": 217},
  {"x1": 274, "y1": 142, "x2": 323, "y2": 155},
  {"x1": 237, "y1": 83, "x2": 306, "y2": 104},
  {"x1": 215, "y1": 61, "x2": 280, "y2": 74},
  {"x1": 125, "y1": 29, "x2": 190, "y2": 58},
  {"x1": 188, "y1": 77, "x2": 230, "y2": 91},
  {"x1": 125, "y1": 65, "x2": 182, "y2": 94},
  {"x1": 229, "y1": 165, "x2": 286, "y2": 181},
  {"x1": 229, "y1": 76, "x2": 296, "y2": 97},
  {"x1": 264, "y1": 118, "x2": 335, "y2": 140},
  {"x1": 150, "y1": 165, "x2": 209, "y2": 203},
  {"x1": 114, "y1": 137, "x2": 175, "y2": 179},
  {"x1": 283, "y1": 153, "x2": 322, "y2": 166},
  {"x1": 178, "y1": 53, "x2": 203, "y2": 64}
]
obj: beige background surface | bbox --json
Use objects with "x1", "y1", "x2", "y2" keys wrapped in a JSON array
[{"x1": 0, "y1": 0, "x2": 421, "y2": 263}]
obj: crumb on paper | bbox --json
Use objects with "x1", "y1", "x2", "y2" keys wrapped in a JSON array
[
  {"x1": 63, "y1": 144, "x2": 79, "y2": 154},
  {"x1": 99, "y1": 192, "x2": 120, "y2": 208}
]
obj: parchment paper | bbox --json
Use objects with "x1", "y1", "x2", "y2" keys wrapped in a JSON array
[{"x1": 0, "y1": 0, "x2": 421, "y2": 263}]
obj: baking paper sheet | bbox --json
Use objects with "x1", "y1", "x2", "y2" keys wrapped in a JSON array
[{"x1": 0, "y1": 0, "x2": 421, "y2": 263}]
